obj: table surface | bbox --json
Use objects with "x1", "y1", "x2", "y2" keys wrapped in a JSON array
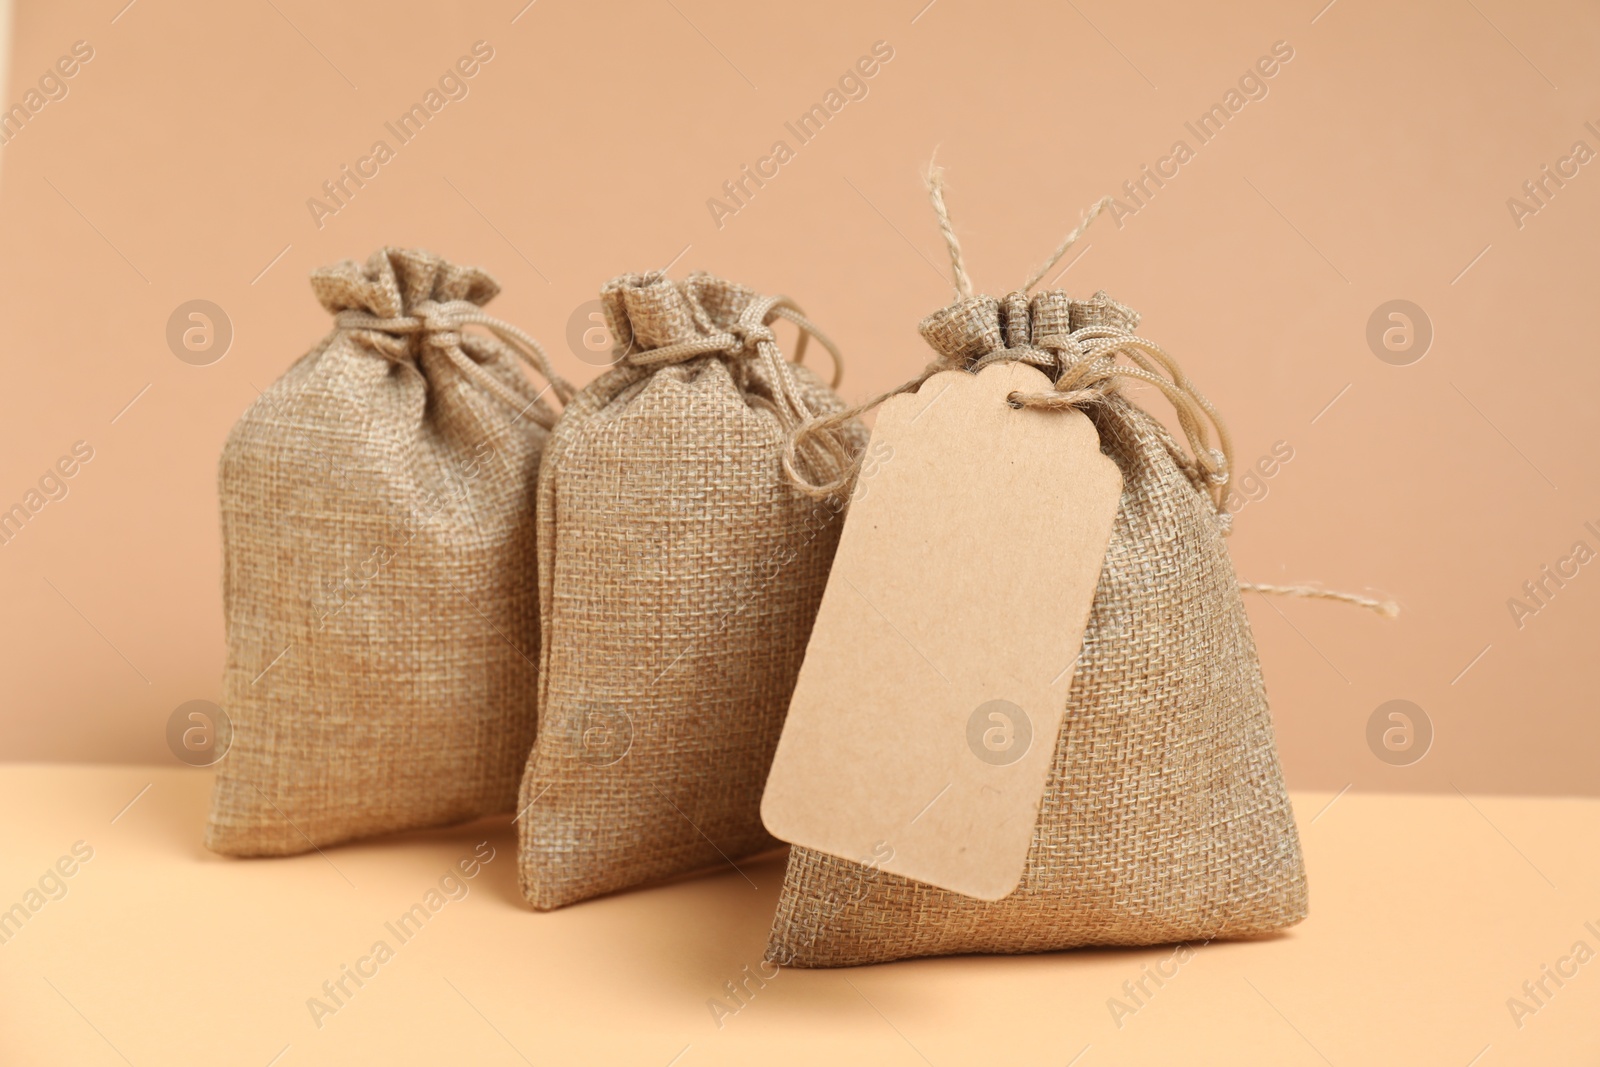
[{"x1": 0, "y1": 765, "x2": 1594, "y2": 1066}]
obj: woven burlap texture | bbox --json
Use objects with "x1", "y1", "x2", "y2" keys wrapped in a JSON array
[
  {"x1": 767, "y1": 290, "x2": 1306, "y2": 966},
  {"x1": 206, "y1": 247, "x2": 560, "y2": 857},
  {"x1": 517, "y1": 271, "x2": 864, "y2": 910}
]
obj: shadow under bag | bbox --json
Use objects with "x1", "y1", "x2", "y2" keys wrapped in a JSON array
[
  {"x1": 767, "y1": 290, "x2": 1307, "y2": 966},
  {"x1": 206, "y1": 247, "x2": 569, "y2": 856}
]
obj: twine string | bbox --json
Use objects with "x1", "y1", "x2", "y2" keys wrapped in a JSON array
[
  {"x1": 622, "y1": 286, "x2": 856, "y2": 488},
  {"x1": 1240, "y1": 583, "x2": 1401, "y2": 618},
  {"x1": 336, "y1": 299, "x2": 576, "y2": 427},
  {"x1": 1008, "y1": 328, "x2": 1235, "y2": 515},
  {"x1": 624, "y1": 292, "x2": 844, "y2": 390},
  {"x1": 925, "y1": 161, "x2": 975, "y2": 300},
  {"x1": 781, "y1": 159, "x2": 1397, "y2": 618},
  {"x1": 1019, "y1": 195, "x2": 1116, "y2": 293},
  {"x1": 784, "y1": 167, "x2": 1216, "y2": 502}
]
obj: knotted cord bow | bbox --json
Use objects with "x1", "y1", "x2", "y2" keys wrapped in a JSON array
[
  {"x1": 996, "y1": 316, "x2": 1234, "y2": 517},
  {"x1": 620, "y1": 281, "x2": 856, "y2": 490},
  {"x1": 335, "y1": 299, "x2": 575, "y2": 428},
  {"x1": 623, "y1": 289, "x2": 844, "y2": 385}
]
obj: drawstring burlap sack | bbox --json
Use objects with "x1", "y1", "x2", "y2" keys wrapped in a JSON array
[
  {"x1": 765, "y1": 182, "x2": 1306, "y2": 966},
  {"x1": 516, "y1": 270, "x2": 863, "y2": 910},
  {"x1": 206, "y1": 247, "x2": 572, "y2": 857}
]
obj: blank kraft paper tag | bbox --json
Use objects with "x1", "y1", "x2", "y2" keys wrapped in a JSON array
[{"x1": 762, "y1": 360, "x2": 1122, "y2": 900}]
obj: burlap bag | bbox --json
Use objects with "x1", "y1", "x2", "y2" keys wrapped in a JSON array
[
  {"x1": 767, "y1": 288, "x2": 1306, "y2": 966},
  {"x1": 206, "y1": 247, "x2": 572, "y2": 857},
  {"x1": 516, "y1": 270, "x2": 863, "y2": 910}
]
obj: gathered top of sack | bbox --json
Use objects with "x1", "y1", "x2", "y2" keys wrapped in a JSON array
[
  {"x1": 918, "y1": 287, "x2": 1230, "y2": 516},
  {"x1": 598, "y1": 270, "x2": 842, "y2": 383},
  {"x1": 781, "y1": 281, "x2": 1231, "y2": 518},
  {"x1": 309, "y1": 247, "x2": 574, "y2": 423},
  {"x1": 312, "y1": 246, "x2": 501, "y2": 323},
  {"x1": 918, "y1": 289, "x2": 1140, "y2": 370},
  {"x1": 597, "y1": 270, "x2": 854, "y2": 487}
]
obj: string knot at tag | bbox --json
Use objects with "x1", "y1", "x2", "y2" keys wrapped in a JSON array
[
  {"x1": 851, "y1": 286, "x2": 1233, "y2": 516},
  {"x1": 780, "y1": 174, "x2": 1230, "y2": 519},
  {"x1": 1000, "y1": 293, "x2": 1233, "y2": 512}
]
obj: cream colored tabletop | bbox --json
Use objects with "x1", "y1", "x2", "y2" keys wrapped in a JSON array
[{"x1": 1, "y1": 765, "x2": 1594, "y2": 1065}]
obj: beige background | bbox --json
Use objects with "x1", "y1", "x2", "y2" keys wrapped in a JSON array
[{"x1": 0, "y1": 0, "x2": 1594, "y2": 797}]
